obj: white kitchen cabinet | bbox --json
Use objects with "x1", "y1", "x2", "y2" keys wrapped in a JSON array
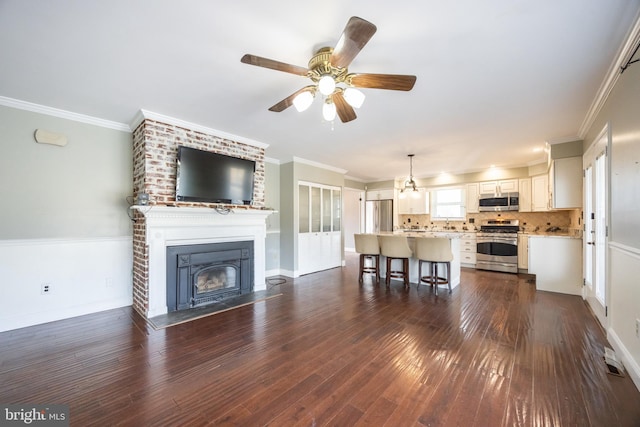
[
  {"x1": 366, "y1": 189, "x2": 394, "y2": 201},
  {"x1": 459, "y1": 232, "x2": 477, "y2": 266},
  {"x1": 398, "y1": 188, "x2": 429, "y2": 214},
  {"x1": 479, "y1": 179, "x2": 518, "y2": 195},
  {"x1": 528, "y1": 236, "x2": 583, "y2": 295},
  {"x1": 518, "y1": 178, "x2": 532, "y2": 212},
  {"x1": 466, "y1": 183, "x2": 480, "y2": 213},
  {"x1": 531, "y1": 174, "x2": 549, "y2": 211},
  {"x1": 517, "y1": 234, "x2": 528, "y2": 270},
  {"x1": 298, "y1": 182, "x2": 342, "y2": 276},
  {"x1": 549, "y1": 156, "x2": 582, "y2": 209}
]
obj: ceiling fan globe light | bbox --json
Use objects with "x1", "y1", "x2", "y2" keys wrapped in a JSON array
[
  {"x1": 293, "y1": 91, "x2": 314, "y2": 112},
  {"x1": 344, "y1": 88, "x2": 365, "y2": 108},
  {"x1": 318, "y1": 75, "x2": 336, "y2": 96},
  {"x1": 322, "y1": 101, "x2": 337, "y2": 121}
]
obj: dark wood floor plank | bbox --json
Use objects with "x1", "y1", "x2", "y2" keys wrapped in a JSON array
[{"x1": 1, "y1": 254, "x2": 639, "y2": 426}]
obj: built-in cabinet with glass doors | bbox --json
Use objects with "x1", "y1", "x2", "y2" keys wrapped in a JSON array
[{"x1": 298, "y1": 182, "x2": 342, "y2": 275}]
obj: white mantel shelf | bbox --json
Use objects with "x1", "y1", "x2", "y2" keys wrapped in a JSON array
[
  {"x1": 131, "y1": 205, "x2": 274, "y2": 318},
  {"x1": 131, "y1": 205, "x2": 274, "y2": 221}
]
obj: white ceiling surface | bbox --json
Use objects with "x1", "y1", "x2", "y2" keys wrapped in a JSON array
[{"x1": 1, "y1": 1, "x2": 639, "y2": 182}]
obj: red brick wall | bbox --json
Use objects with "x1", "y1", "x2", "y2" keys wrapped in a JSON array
[{"x1": 131, "y1": 118, "x2": 266, "y2": 316}]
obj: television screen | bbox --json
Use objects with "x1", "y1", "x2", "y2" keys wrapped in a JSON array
[{"x1": 176, "y1": 146, "x2": 255, "y2": 205}]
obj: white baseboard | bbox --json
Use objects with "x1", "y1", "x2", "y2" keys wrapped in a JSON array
[
  {"x1": 608, "y1": 327, "x2": 640, "y2": 392},
  {"x1": 1, "y1": 298, "x2": 132, "y2": 333}
]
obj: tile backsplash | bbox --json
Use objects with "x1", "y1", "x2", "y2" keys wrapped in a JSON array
[{"x1": 399, "y1": 209, "x2": 582, "y2": 233}]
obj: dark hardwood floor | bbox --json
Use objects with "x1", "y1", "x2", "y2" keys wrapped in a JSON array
[{"x1": 2, "y1": 253, "x2": 640, "y2": 426}]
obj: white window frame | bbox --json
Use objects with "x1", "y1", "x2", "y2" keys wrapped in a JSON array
[{"x1": 430, "y1": 186, "x2": 466, "y2": 220}]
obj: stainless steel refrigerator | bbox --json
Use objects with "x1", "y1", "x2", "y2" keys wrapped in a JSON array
[{"x1": 365, "y1": 199, "x2": 393, "y2": 233}]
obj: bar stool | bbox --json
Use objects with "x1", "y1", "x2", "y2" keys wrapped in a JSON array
[
  {"x1": 378, "y1": 235, "x2": 413, "y2": 289},
  {"x1": 415, "y1": 237, "x2": 453, "y2": 295},
  {"x1": 354, "y1": 234, "x2": 380, "y2": 283}
]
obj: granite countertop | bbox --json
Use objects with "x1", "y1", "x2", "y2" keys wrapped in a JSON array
[
  {"x1": 390, "y1": 230, "x2": 469, "y2": 238},
  {"x1": 392, "y1": 228, "x2": 583, "y2": 238},
  {"x1": 523, "y1": 232, "x2": 582, "y2": 239}
]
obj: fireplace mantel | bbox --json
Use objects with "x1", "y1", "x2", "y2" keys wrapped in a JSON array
[{"x1": 131, "y1": 206, "x2": 274, "y2": 317}]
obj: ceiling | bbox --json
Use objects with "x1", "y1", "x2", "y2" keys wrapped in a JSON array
[{"x1": 1, "y1": 1, "x2": 639, "y2": 182}]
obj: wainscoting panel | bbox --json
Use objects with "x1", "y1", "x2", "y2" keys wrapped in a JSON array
[
  {"x1": 608, "y1": 242, "x2": 640, "y2": 391},
  {"x1": 0, "y1": 237, "x2": 132, "y2": 332}
]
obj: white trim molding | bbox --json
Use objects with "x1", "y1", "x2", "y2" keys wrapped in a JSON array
[
  {"x1": 292, "y1": 156, "x2": 348, "y2": 174},
  {"x1": 0, "y1": 96, "x2": 131, "y2": 132},
  {"x1": 579, "y1": 13, "x2": 640, "y2": 138}
]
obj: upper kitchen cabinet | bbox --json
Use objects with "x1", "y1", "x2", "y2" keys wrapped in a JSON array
[
  {"x1": 398, "y1": 188, "x2": 429, "y2": 214},
  {"x1": 549, "y1": 156, "x2": 582, "y2": 209},
  {"x1": 479, "y1": 179, "x2": 518, "y2": 195},
  {"x1": 518, "y1": 178, "x2": 532, "y2": 212},
  {"x1": 532, "y1": 174, "x2": 549, "y2": 211},
  {"x1": 366, "y1": 188, "x2": 394, "y2": 201},
  {"x1": 466, "y1": 183, "x2": 480, "y2": 213}
]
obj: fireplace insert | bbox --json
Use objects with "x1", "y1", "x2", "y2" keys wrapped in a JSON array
[{"x1": 166, "y1": 241, "x2": 254, "y2": 312}]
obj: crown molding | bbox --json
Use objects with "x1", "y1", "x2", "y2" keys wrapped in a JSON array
[
  {"x1": 579, "y1": 12, "x2": 640, "y2": 138},
  {"x1": 131, "y1": 109, "x2": 269, "y2": 149},
  {"x1": 0, "y1": 96, "x2": 130, "y2": 132},
  {"x1": 264, "y1": 157, "x2": 280, "y2": 164},
  {"x1": 344, "y1": 175, "x2": 367, "y2": 183},
  {"x1": 292, "y1": 156, "x2": 348, "y2": 174},
  {"x1": 545, "y1": 135, "x2": 582, "y2": 145}
]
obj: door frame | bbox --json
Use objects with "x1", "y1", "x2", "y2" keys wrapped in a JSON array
[{"x1": 582, "y1": 124, "x2": 610, "y2": 328}]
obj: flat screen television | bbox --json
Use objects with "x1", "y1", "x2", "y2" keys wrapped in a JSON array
[{"x1": 176, "y1": 146, "x2": 255, "y2": 205}]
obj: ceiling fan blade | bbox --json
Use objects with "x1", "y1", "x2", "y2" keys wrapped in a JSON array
[
  {"x1": 346, "y1": 73, "x2": 417, "y2": 91},
  {"x1": 330, "y1": 16, "x2": 377, "y2": 69},
  {"x1": 241, "y1": 54, "x2": 308, "y2": 76},
  {"x1": 268, "y1": 86, "x2": 315, "y2": 112},
  {"x1": 332, "y1": 91, "x2": 357, "y2": 123}
]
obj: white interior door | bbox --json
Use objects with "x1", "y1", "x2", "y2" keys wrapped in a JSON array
[{"x1": 583, "y1": 128, "x2": 609, "y2": 327}]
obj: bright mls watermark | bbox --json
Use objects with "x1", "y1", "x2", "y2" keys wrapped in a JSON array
[{"x1": 0, "y1": 405, "x2": 69, "y2": 426}]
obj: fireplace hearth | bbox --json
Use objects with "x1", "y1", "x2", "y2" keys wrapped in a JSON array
[{"x1": 166, "y1": 241, "x2": 253, "y2": 312}]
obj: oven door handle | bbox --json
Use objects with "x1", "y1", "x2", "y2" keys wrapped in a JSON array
[{"x1": 477, "y1": 238, "x2": 517, "y2": 243}]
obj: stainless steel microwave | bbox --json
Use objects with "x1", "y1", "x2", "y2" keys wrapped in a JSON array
[{"x1": 478, "y1": 192, "x2": 519, "y2": 211}]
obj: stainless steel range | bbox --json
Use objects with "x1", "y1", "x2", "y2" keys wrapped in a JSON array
[{"x1": 476, "y1": 219, "x2": 519, "y2": 273}]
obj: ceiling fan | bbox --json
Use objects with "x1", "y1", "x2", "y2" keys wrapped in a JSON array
[{"x1": 241, "y1": 16, "x2": 417, "y2": 123}]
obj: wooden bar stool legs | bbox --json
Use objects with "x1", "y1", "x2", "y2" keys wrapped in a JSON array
[
  {"x1": 354, "y1": 234, "x2": 381, "y2": 283},
  {"x1": 415, "y1": 237, "x2": 454, "y2": 296},
  {"x1": 418, "y1": 260, "x2": 451, "y2": 295},
  {"x1": 378, "y1": 234, "x2": 413, "y2": 290},
  {"x1": 359, "y1": 254, "x2": 380, "y2": 282},
  {"x1": 385, "y1": 256, "x2": 410, "y2": 289}
]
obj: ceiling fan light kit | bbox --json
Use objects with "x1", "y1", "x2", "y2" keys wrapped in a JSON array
[
  {"x1": 292, "y1": 90, "x2": 314, "y2": 112},
  {"x1": 343, "y1": 87, "x2": 365, "y2": 108},
  {"x1": 318, "y1": 75, "x2": 336, "y2": 96},
  {"x1": 241, "y1": 16, "x2": 416, "y2": 123},
  {"x1": 322, "y1": 99, "x2": 337, "y2": 121}
]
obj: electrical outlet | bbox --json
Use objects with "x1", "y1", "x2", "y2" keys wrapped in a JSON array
[
  {"x1": 636, "y1": 319, "x2": 640, "y2": 339},
  {"x1": 41, "y1": 283, "x2": 51, "y2": 295},
  {"x1": 105, "y1": 277, "x2": 113, "y2": 288}
]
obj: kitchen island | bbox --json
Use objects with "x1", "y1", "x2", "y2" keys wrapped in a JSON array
[{"x1": 377, "y1": 232, "x2": 462, "y2": 290}]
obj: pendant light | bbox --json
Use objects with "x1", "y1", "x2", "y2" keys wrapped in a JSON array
[{"x1": 401, "y1": 154, "x2": 418, "y2": 193}]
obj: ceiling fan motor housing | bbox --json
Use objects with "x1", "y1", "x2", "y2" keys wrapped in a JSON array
[{"x1": 308, "y1": 47, "x2": 347, "y2": 85}]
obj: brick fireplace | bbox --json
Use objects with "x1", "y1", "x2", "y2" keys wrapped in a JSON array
[{"x1": 130, "y1": 111, "x2": 272, "y2": 318}]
